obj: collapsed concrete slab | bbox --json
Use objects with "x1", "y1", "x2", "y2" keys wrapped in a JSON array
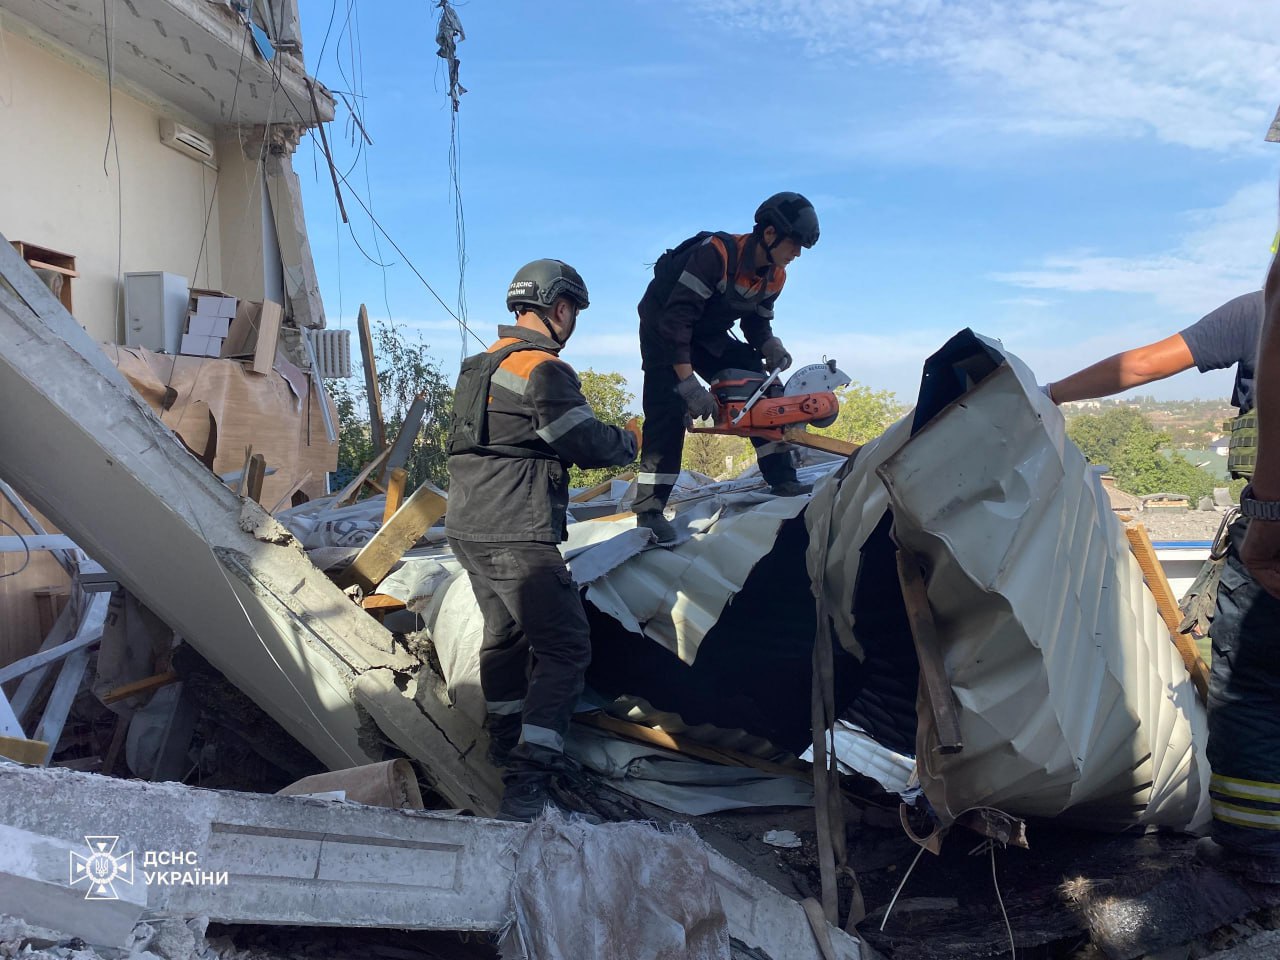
[
  {"x1": 0, "y1": 766, "x2": 864, "y2": 960},
  {"x1": 0, "y1": 822, "x2": 146, "y2": 947},
  {"x1": 0, "y1": 234, "x2": 498, "y2": 812}
]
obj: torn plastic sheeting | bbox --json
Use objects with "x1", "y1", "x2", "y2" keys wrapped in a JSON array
[
  {"x1": 499, "y1": 809, "x2": 732, "y2": 960},
  {"x1": 806, "y1": 329, "x2": 1210, "y2": 832}
]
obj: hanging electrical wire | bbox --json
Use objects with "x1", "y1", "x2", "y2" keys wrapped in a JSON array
[
  {"x1": 262, "y1": 47, "x2": 487, "y2": 349},
  {"x1": 435, "y1": 0, "x2": 469, "y2": 361}
]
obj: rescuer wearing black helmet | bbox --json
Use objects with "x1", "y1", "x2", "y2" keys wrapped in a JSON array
[
  {"x1": 446, "y1": 258, "x2": 639, "y2": 820},
  {"x1": 633, "y1": 193, "x2": 820, "y2": 543}
]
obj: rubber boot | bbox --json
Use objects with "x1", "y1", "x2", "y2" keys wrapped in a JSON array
[
  {"x1": 636, "y1": 511, "x2": 677, "y2": 544},
  {"x1": 497, "y1": 743, "x2": 577, "y2": 822}
]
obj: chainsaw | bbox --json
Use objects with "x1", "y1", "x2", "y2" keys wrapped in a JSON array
[{"x1": 688, "y1": 360, "x2": 852, "y2": 441}]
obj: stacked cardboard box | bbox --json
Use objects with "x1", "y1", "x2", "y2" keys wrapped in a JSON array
[{"x1": 180, "y1": 294, "x2": 238, "y2": 357}]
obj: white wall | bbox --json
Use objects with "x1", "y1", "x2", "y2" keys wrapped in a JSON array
[{"x1": 0, "y1": 26, "x2": 223, "y2": 343}]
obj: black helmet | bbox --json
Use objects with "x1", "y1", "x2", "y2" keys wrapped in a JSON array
[
  {"x1": 754, "y1": 192, "x2": 820, "y2": 248},
  {"x1": 506, "y1": 259, "x2": 590, "y2": 315}
]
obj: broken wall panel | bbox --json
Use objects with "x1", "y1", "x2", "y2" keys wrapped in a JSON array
[
  {"x1": 807, "y1": 330, "x2": 1210, "y2": 832},
  {"x1": 103, "y1": 344, "x2": 336, "y2": 504},
  {"x1": 0, "y1": 235, "x2": 497, "y2": 812}
]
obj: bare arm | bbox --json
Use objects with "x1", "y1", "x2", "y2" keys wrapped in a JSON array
[{"x1": 1046, "y1": 334, "x2": 1195, "y2": 404}]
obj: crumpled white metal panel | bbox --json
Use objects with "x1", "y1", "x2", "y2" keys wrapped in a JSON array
[
  {"x1": 809, "y1": 345, "x2": 1210, "y2": 831},
  {"x1": 584, "y1": 494, "x2": 812, "y2": 664}
]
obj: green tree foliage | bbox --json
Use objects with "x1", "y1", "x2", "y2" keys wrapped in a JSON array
[
  {"x1": 1067, "y1": 408, "x2": 1219, "y2": 503},
  {"x1": 571, "y1": 370, "x2": 638, "y2": 488},
  {"x1": 681, "y1": 431, "x2": 755, "y2": 478},
  {"x1": 812, "y1": 383, "x2": 907, "y2": 445},
  {"x1": 331, "y1": 318, "x2": 453, "y2": 493}
]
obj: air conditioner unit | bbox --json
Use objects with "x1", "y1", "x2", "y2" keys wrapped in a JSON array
[{"x1": 159, "y1": 119, "x2": 217, "y2": 169}]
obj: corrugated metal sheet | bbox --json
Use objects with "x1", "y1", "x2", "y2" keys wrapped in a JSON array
[{"x1": 807, "y1": 336, "x2": 1209, "y2": 831}]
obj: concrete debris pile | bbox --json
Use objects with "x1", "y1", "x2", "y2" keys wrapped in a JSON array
[{"x1": 0, "y1": 238, "x2": 1261, "y2": 959}]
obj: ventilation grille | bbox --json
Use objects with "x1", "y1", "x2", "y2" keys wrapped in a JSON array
[{"x1": 311, "y1": 328, "x2": 352, "y2": 379}]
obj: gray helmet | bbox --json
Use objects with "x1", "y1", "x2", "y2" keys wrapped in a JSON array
[
  {"x1": 755, "y1": 192, "x2": 820, "y2": 248},
  {"x1": 506, "y1": 259, "x2": 590, "y2": 314}
]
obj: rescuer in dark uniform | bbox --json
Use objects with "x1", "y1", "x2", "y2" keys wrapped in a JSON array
[
  {"x1": 445, "y1": 259, "x2": 638, "y2": 820},
  {"x1": 634, "y1": 193, "x2": 821, "y2": 543}
]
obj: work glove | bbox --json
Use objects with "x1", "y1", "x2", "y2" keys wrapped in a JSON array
[
  {"x1": 676, "y1": 375, "x2": 718, "y2": 422},
  {"x1": 624, "y1": 416, "x2": 643, "y2": 458},
  {"x1": 760, "y1": 337, "x2": 792, "y2": 373}
]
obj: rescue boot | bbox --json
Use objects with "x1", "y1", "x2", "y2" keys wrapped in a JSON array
[
  {"x1": 497, "y1": 742, "x2": 576, "y2": 822},
  {"x1": 769, "y1": 479, "x2": 813, "y2": 497},
  {"x1": 485, "y1": 712, "x2": 521, "y2": 767},
  {"x1": 636, "y1": 510, "x2": 677, "y2": 544}
]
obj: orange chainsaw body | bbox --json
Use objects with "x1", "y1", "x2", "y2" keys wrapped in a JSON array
[{"x1": 690, "y1": 373, "x2": 839, "y2": 442}]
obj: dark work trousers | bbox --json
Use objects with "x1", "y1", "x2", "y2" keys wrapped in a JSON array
[
  {"x1": 448, "y1": 538, "x2": 590, "y2": 754},
  {"x1": 634, "y1": 336, "x2": 796, "y2": 516},
  {"x1": 1206, "y1": 517, "x2": 1280, "y2": 859}
]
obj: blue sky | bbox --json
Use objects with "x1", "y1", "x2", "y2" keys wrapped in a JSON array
[{"x1": 295, "y1": 0, "x2": 1280, "y2": 406}]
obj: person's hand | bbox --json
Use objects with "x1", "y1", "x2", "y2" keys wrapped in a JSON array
[
  {"x1": 760, "y1": 337, "x2": 792, "y2": 373},
  {"x1": 676, "y1": 375, "x2": 718, "y2": 421},
  {"x1": 624, "y1": 417, "x2": 642, "y2": 458},
  {"x1": 1241, "y1": 518, "x2": 1280, "y2": 599}
]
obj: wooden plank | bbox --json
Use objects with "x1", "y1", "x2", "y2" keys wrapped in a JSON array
[
  {"x1": 1125, "y1": 523, "x2": 1210, "y2": 703},
  {"x1": 895, "y1": 548, "x2": 964, "y2": 753},
  {"x1": 234, "y1": 445, "x2": 254, "y2": 498},
  {"x1": 382, "y1": 468, "x2": 408, "y2": 524},
  {"x1": 571, "y1": 471, "x2": 635, "y2": 503},
  {"x1": 0, "y1": 735, "x2": 48, "y2": 765},
  {"x1": 245, "y1": 453, "x2": 267, "y2": 504},
  {"x1": 781, "y1": 427, "x2": 861, "y2": 457},
  {"x1": 576, "y1": 712, "x2": 810, "y2": 781},
  {"x1": 102, "y1": 670, "x2": 179, "y2": 705},
  {"x1": 357, "y1": 304, "x2": 386, "y2": 455},
  {"x1": 252, "y1": 299, "x2": 283, "y2": 375},
  {"x1": 0, "y1": 592, "x2": 107, "y2": 685},
  {"x1": 361, "y1": 594, "x2": 407, "y2": 612},
  {"x1": 330, "y1": 446, "x2": 392, "y2": 509},
  {"x1": 334, "y1": 482, "x2": 448, "y2": 594}
]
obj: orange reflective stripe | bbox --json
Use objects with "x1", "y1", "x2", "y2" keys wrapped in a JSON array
[
  {"x1": 501, "y1": 349, "x2": 560, "y2": 380},
  {"x1": 486, "y1": 336, "x2": 522, "y2": 354}
]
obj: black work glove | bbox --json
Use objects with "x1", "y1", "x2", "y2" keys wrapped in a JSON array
[
  {"x1": 760, "y1": 336, "x2": 792, "y2": 373},
  {"x1": 676, "y1": 374, "x2": 718, "y2": 421}
]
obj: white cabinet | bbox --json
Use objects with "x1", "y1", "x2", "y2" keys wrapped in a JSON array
[{"x1": 124, "y1": 272, "x2": 189, "y2": 355}]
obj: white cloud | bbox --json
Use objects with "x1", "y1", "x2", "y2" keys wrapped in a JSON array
[
  {"x1": 993, "y1": 180, "x2": 1277, "y2": 311},
  {"x1": 690, "y1": 0, "x2": 1280, "y2": 150}
]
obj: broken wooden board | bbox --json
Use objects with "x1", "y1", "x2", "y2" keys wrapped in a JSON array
[
  {"x1": 895, "y1": 547, "x2": 964, "y2": 754},
  {"x1": 334, "y1": 482, "x2": 448, "y2": 594},
  {"x1": 1125, "y1": 523, "x2": 1210, "y2": 703},
  {"x1": 357, "y1": 303, "x2": 386, "y2": 455}
]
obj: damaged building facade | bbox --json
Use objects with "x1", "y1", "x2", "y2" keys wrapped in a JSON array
[{"x1": 0, "y1": 3, "x2": 1276, "y2": 958}]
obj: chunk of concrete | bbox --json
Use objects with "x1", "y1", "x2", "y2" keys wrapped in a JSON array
[
  {"x1": 0, "y1": 823, "x2": 146, "y2": 947},
  {"x1": 0, "y1": 767, "x2": 863, "y2": 959}
]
